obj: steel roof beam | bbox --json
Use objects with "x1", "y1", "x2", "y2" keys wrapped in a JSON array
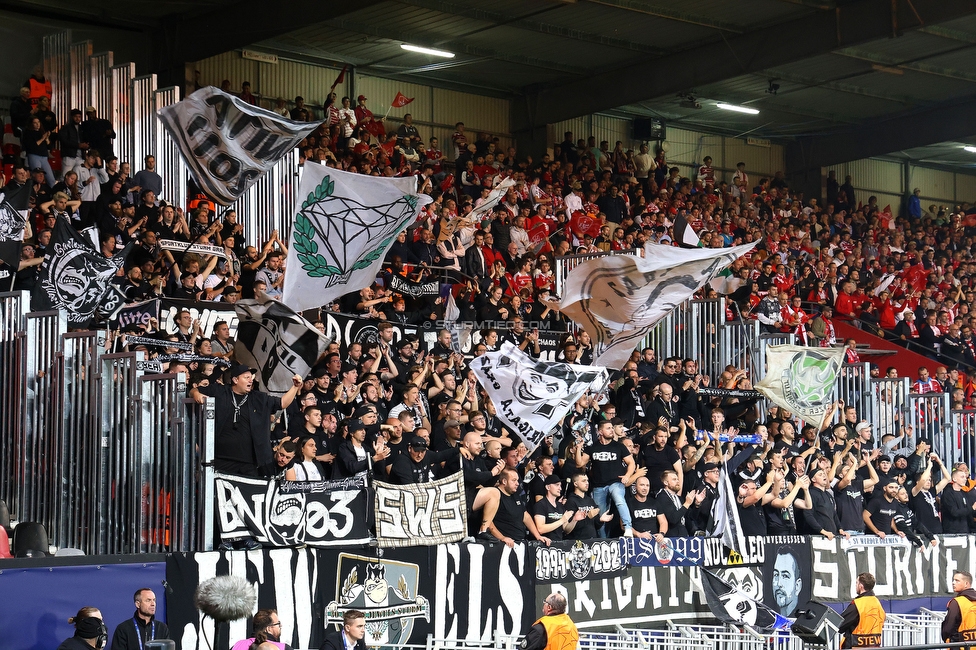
[{"x1": 513, "y1": 0, "x2": 976, "y2": 132}]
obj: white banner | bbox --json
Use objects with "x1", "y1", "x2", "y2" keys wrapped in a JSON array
[
  {"x1": 755, "y1": 345, "x2": 846, "y2": 421},
  {"x1": 283, "y1": 165, "x2": 432, "y2": 312},
  {"x1": 470, "y1": 341, "x2": 608, "y2": 451},
  {"x1": 554, "y1": 241, "x2": 758, "y2": 369},
  {"x1": 234, "y1": 294, "x2": 331, "y2": 394},
  {"x1": 373, "y1": 471, "x2": 467, "y2": 548},
  {"x1": 158, "y1": 239, "x2": 226, "y2": 258},
  {"x1": 157, "y1": 86, "x2": 321, "y2": 205}
]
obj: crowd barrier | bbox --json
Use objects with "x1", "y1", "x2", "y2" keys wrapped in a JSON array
[
  {"x1": 41, "y1": 30, "x2": 300, "y2": 249},
  {"x1": 0, "y1": 291, "x2": 215, "y2": 555}
]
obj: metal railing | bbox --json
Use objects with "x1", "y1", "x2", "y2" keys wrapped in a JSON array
[
  {"x1": 0, "y1": 291, "x2": 215, "y2": 555},
  {"x1": 42, "y1": 30, "x2": 301, "y2": 248},
  {"x1": 553, "y1": 248, "x2": 644, "y2": 298}
]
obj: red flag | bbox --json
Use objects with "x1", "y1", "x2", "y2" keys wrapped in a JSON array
[
  {"x1": 331, "y1": 65, "x2": 347, "y2": 91},
  {"x1": 391, "y1": 92, "x2": 414, "y2": 108},
  {"x1": 570, "y1": 210, "x2": 603, "y2": 238},
  {"x1": 528, "y1": 223, "x2": 552, "y2": 255},
  {"x1": 904, "y1": 264, "x2": 929, "y2": 293},
  {"x1": 365, "y1": 120, "x2": 387, "y2": 139},
  {"x1": 440, "y1": 174, "x2": 455, "y2": 193}
]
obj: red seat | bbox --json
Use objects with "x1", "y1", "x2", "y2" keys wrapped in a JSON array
[{"x1": 0, "y1": 527, "x2": 12, "y2": 559}]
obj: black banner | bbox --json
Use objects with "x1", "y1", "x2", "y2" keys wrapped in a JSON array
[
  {"x1": 388, "y1": 274, "x2": 440, "y2": 297},
  {"x1": 432, "y1": 542, "x2": 535, "y2": 642},
  {"x1": 159, "y1": 297, "x2": 239, "y2": 339},
  {"x1": 763, "y1": 538, "x2": 811, "y2": 619},
  {"x1": 215, "y1": 473, "x2": 370, "y2": 547},
  {"x1": 535, "y1": 539, "x2": 628, "y2": 584},
  {"x1": 112, "y1": 298, "x2": 160, "y2": 331},
  {"x1": 156, "y1": 353, "x2": 232, "y2": 368}
]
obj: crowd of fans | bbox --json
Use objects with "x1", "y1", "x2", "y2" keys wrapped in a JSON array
[{"x1": 9, "y1": 73, "x2": 976, "y2": 549}]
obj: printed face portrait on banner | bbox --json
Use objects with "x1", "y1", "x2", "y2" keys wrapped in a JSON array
[{"x1": 764, "y1": 542, "x2": 810, "y2": 618}]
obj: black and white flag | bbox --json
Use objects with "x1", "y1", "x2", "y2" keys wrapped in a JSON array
[
  {"x1": 553, "y1": 240, "x2": 758, "y2": 369},
  {"x1": 0, "y1": 182, "x2": 31, "y2": 266},
  {"x1": 672, "y1": 213, "x2": 701, "y2": 248},
  {"x1": 283, "y1": 165, "x2": 432, "y2": 312},
  {"x1": 33, "y1": 217, "x2": 131, "y2": 326},
  {"x1": 157, "y1": 86, "x2": 321, "y2": 205},
  {"x1": 700, "y1": 568, "x2": 792, "y2": 630},
  {"x1": 470, "y1": 341, "x2": 608, "y2": 451},
  {"x1": 374, "y1": 471, "x2": 467, "y2": 548},
  {"x1": 235, "y1": 293, "x2": 332, "y2": 394},
  {"x1": 711, "y1": 462, "x2": 747, "y2": 554}
]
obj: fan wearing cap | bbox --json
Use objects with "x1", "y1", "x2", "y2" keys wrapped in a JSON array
[
  {"x1": 389, "y1": 435, "x2": 459, "y2": 485},
  {"x1": 190, "y1": 364, "x2": 302, "y2": 477},
  {"x1": 532, "y1": 474, "x2": 576, "y2": 542},
  {"x1": 334, "y1": 419, "x2": 389, "y2": 480}
]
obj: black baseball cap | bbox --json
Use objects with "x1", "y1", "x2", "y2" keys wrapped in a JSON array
[{"x1": 409, "y1": 436, "x2": 428, "y2": 449}]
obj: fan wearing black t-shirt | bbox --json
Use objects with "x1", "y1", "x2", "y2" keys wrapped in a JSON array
[
  {"x1": 627, "y1": 476, "x2": 666, "y2": 540},
  {"x1": 863, "y1": 480, "x2": 900, "y2": 537},
  {"x1": 638, "y1": 428, "x2": 682, "y2": 493},
  {"x1": 482, "y1": 468, "x2": 550, "y2": 547},
  {"x1": 580, "y1": 420, "x2": 637, "y2": 537},
  {"x1": 564, "y1": 473, "x2": 611, "y2": 540},
  {"x1": 533, "y1": 475, "x2": 576, "y2": 542}
]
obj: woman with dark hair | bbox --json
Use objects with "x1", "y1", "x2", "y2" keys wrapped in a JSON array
[
  {"x1": 284, "y1": 436, "x2": 326, "y2": 481},
  {"x1": 231, "y1": 608, "x2": 292, "y2": 650},
  {"x1": 57, "y1": 607, "x2": 107, "y2": 650}
]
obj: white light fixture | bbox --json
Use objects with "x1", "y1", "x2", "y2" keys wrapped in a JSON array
[
  {"x1": 716, "y1": 103, "x2": 759, "y2": 115},
  {"x1": 964, "y1": 146, "x2": 976, "y2": 153},
  {"x1": 400, "y1": 43, "x2": 455, "y2": 58}
]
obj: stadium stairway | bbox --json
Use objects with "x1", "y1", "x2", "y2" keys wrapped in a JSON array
[{"x1": 834, "y1": 319, "x2": 944, "y2": 378}]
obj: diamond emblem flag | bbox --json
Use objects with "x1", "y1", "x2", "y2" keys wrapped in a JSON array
[
  {"x1": 283, "y1": 165, "x2": 432, "y2": 312},
  {"x1": 470, "y1": 341, "x2": 607, "y2": 452},
  {"x1": 754, "y1": 344, "x2": 846, "y2": 421},
  {"x1": 157, "y1": 86, "x2": 322, "y2": 205}
]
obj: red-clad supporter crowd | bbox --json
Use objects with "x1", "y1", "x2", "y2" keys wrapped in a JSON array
[{"x1": 7, "y1": 73, "x2": 976, "y2": 555}]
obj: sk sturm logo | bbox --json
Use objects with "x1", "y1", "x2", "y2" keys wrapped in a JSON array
[
  {"x1": 781, "y1": 349, "x2": 842, "y2": 410},
  {"x1": 42, "y1": 239, "x2": 118, "y2": 323},
  {"x1": 292, "y1": 175, "x2": 419, "y2": 287},
  {"x1": 326, "y1": 553, "x2": 429, "y2": 648}
]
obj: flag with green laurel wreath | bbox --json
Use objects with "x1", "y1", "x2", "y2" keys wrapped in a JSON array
[
  {"x1": 283, "y1": 165, "x2": 432, "y2": 312},
  {"x1": 754, "y1": 344, "x2": 846, "y2": 421}
]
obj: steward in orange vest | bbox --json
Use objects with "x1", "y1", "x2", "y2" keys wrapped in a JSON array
[
  {"x1": 944, "y1": 570, "x2": 976, "y2": 647},
  {"x1": 838, "y1": 573, "x2": 885, "y2": 648},
  {"x1": 521, "y1": 593, "x2": 578, "y2": 650}
]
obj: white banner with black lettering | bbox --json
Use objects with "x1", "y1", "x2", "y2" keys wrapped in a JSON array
[
  {"x1": 470, "y1": 341, "x2": 608, "y2": 451},
  {"x1": 373, "y1": 471, "x2": 466, "y2": 548},
  {"x1": 553, "y1": 241, "x2": 758, "y2": 369},
  {"x1": 157, "y1": 86, "x2": 321, "y2": 205},
  {"x1": 158, "y1": 239, "x2": 226, "y2": 258},
  {"x1": 215, "y1": 473, "x2": 370, "y2": 547}
]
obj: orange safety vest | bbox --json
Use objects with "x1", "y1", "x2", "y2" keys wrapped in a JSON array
[
  {"x1": 951, "y1": 596, "x2": 976, "y2": 646},
  {"x1": 28, "y1": 78, "x2": 52, "y2": 107},
  {"x1": 536, "y1": 613, "x2": 578, "y2": 650},
  {"x1": 848, "y1": 595, "x2": 885, "y2": 647}
]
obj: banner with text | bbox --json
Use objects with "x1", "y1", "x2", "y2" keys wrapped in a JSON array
[
  {"x1": 374, "y1": 472, "x2": 467, "y2": 548},
  {"x1": 215, "y1": 473, "x2": 370, "y2": 547}
]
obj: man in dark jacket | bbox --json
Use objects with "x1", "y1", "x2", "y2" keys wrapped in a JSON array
[
  {"x1": 110, "y1": 588, "x2": 169, "y2": 650},
  {"x1": 389, "y1": 436, "x2": 459, "y2": 484},
  {"x1": 941, "y1": 468, "x2": 976, "y2": 533},
  {"x1": 320, "y1": 610, "x2": 367, "y2": 650}
]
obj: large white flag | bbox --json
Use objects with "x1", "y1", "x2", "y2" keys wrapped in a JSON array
[
  {"x1": 234, "y1": 294, "x2": 332, "y2": 394},
  {"x1": 755, "y1": 344, "x2": 845, "y2": 421},
  {"x1": 283, "y1": 165, "x2": 432, "y2": 312},
  {"x1": 157, "y1": 86, "x2": 321, "y2": 205},
  {"x1": 470, "y1": 341, "x2": 607, "y2": 452},
  {"x1": 554, "y1": 241, "x2": 758, "y2": 369}
]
